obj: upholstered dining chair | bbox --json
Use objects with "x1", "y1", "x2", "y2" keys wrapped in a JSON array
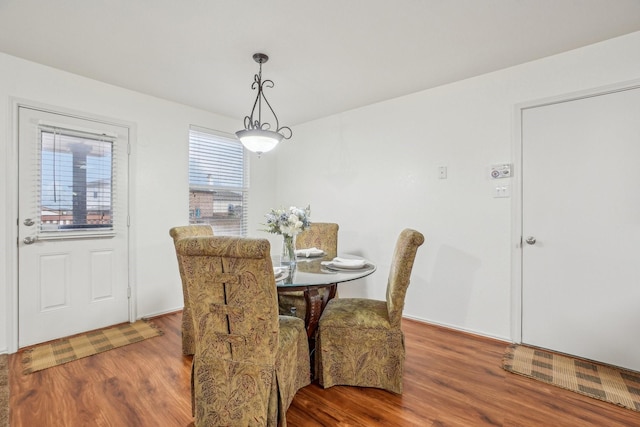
[
  {"x1": 175, "y1": 235, "x2": 310, "y2": 427},
  {"x1": 278, "y1": 222, "x2": 339, "y2": 319},
  {"x1": 169, "y1": 225, "x2": 214, "y2": 355},
  {"x1": 315, "y1": 228, "x2": 425, "y2": 394}
]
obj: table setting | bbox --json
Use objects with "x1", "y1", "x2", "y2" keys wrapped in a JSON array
[{"x1": 263, "y1": 205, "x2": 377, "y2": 341}]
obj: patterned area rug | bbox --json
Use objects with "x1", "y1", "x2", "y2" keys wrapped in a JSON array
[
  {"x1": 22, "y1": 319, "x2": 163, "y2": 374},
  {"x1": 0, "y1": 354, "x2": 8, "y2": 427},
  {"x1": 503, "y1": 344, "x2": 640, "y2": 412}
]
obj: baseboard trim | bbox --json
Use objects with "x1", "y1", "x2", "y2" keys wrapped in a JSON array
[
  {"x1": 403, "y1": 315, "x2": 510, "y2": 343},
  {"x1": 140, "y1": 307, "x2": 183, "y2": 320}
]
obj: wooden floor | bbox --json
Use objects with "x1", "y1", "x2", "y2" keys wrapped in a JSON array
[{"x1": 9, "y1": 312, "x2": 640, "y2": 426}]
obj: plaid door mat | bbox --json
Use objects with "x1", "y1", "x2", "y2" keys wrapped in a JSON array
[
  {"x1": 22, "y1": 319, "x2": 163, "y2": 374},
  {"x1": 503, "y1": 344, "x2": 640, "y2": 412}
]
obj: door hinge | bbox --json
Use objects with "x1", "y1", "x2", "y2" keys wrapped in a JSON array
[
  {"x1": 127, "y1": 215, "x2": 130, "y2": 227},
  {"x1": 127, "y1": 287, "x2": 131, "y2": 298},
  {"x1": 127, "y1": 142, "x2": 131, "y2": 155}
]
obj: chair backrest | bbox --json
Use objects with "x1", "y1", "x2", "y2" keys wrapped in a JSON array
[
  {"x1": 385, "y1": 229, "x2": 425, "y2": 328},
  {"x1": 169, "y1": 224, "x2": 214, "y2": 242},
  {"x1": 169, "y1": 224, "x2": 214, "y2": 287},
  {"x1": 169, "y1": 225, "x2": 215, "y2": 295},
  {"x1": 175, "y1": 235, "x2": 278, "y2": 363},
  {"x1": 175, "y1": 236, "x2": 280, "y2": 425},
  {"x1": 295, "y1": 222, "x2": 339, "y2": 258},
  {"x1": 169, "y1": 225, "x2": 215, "y2": 355}
]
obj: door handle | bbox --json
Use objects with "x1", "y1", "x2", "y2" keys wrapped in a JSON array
[
  {"x1": 525, "y1": 236, "x2": 536, "y2": 245},
  {"x1": 23, "y1": 236, "x2": 37, "y2": 245},
  {"x1": 23, "y1": 218, "x2": 35, "y2": 226}
]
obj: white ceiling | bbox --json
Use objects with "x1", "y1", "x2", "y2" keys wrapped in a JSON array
[{"x1": 1, "y1": 0, "x2": 640, "y2": 127}]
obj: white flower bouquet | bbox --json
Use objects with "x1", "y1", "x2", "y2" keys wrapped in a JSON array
[{"x1": 264, "y1": 205, "x2": 311, "y2": 236}]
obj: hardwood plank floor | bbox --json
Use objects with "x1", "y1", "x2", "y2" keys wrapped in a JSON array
[{"x1": 9, "y1": 312, "x2": 640, "y2": 426}]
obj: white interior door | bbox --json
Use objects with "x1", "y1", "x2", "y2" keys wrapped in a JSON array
[
  {"x1": 18, "y1": 106, "x2": 130, "y2": 347},
  {"x1": 521, "y1": 86, "x2": 640, "y2": 372}
]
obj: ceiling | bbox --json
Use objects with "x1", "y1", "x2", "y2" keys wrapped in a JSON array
[{"x1": 1, "y1": 0, "x2": 640, "y2": 127}]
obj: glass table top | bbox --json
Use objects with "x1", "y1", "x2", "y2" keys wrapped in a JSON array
[{"x1": 273, "y1": 253, "x2": 376, "y2": 288}]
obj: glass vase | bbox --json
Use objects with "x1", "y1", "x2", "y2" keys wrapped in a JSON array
[{"x1": 281, "y1": 234, "x2": 297, "y2": 266}]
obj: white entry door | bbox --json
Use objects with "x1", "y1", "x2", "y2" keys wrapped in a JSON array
[
  {"x1": 521, "y1": 86, "x2": 640, "y2": 372},
  {"x1": 18, "y1": 106, "x2": 130, "y2": 347}
]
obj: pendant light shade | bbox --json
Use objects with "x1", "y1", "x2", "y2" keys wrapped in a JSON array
[
  {"x1": 236, "y1": 53, "x2": 292, "y2": 156},
  {"x1": 235, "y1": 129, "x2": 283, "y2": 154}
]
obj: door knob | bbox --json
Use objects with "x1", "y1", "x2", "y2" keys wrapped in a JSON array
[
  {"x1": 23, "y1": 218, "x2": 35, "y2": 226},
  {"x1": 23, "y1": 236, "x2": 37, "y2": 245},
  {"x1": 525, "y1": 236, "x2": 536, "y2": 245}
]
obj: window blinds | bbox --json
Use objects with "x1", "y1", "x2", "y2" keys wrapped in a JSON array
[
  {"x1": 38, "y1": 125, "x2": 116, "y2": 235},
  {"x1": 188, "y1": 126, "x2": 248, "y2": 236}
]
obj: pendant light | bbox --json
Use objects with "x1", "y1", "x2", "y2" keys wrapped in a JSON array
[{"x1": 236, "y1": 53, "x2": 292, "y2": 156}]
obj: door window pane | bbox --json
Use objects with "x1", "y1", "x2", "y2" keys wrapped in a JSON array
[{"x1": 40, "y1": 129, "x2": 114, "y2": 233}]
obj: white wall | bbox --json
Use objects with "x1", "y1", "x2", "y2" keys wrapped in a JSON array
[
  {"x1": 276, "y1": 31, "x2": 640, "y2": 340},
  {"x1": 0, "y1": 53, "x2": 278, "y2": 353}
]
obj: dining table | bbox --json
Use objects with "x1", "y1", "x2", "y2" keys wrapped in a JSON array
[{"x1": 274, "y1": 253, "x2": 376, "y2": 345}]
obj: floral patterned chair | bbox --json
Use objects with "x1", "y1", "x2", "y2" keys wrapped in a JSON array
[
  {"x1": 315, "y1": 228, "x2": 425, "y2": 394},
  {"x1": 169, "y1": 225, "x2": 214, "y2": 355},
  {"x1": 278, "y1": 223, "x2": 339, "y2": 320},
  {"x1": 175, "y1": 235, "x2": 310, "y2": 426}
]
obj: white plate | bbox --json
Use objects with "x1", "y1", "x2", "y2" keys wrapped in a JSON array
[
  {"x1": 328, "y1": 257, "x2": 366, "y2": 268},
  {"x1": 323, "y1": 264, "x2": 372, "y2": 272},
  {"x1": 321, "y1": 261, "x2": 370, "y2": 271}
]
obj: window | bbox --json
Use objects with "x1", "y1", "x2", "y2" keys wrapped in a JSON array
[
  {"x1": 39, "y1": 126, "x2": 115, "y2": 235},
  {"x1": 188, "y1": 126, "x2": 248, "y2": 236}
]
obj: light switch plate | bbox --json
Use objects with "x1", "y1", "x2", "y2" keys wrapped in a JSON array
[{"x1": 493, "y1": 184, "x2": 511, "y2": 198}]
